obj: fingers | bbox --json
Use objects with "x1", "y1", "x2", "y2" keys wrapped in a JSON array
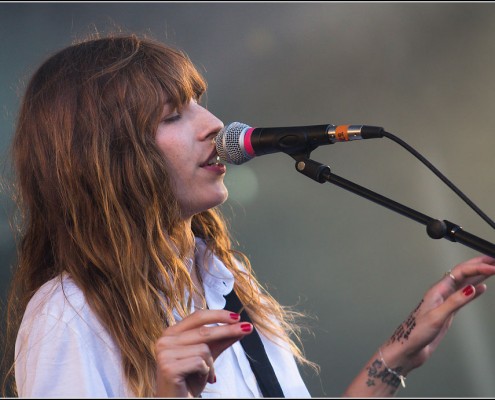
[
  {"x1": 461, "y1": 255, "x2": 495, "y2": 266},
  {"x1": 157, "y1": 311, "x2": 252, "y2": 351},
  {"x1": 155, "y1": 310, "x2": 253, "y2": 397},
  {"x1": 452, "y1": 255, "x2": 495, "y2": 275},
  {"x1": 160, "y1": 321, "x2": 253, "y2": 362},
  {"x1": 443, "y1": 256, "x2": 495, "y2": 289},
  {"x1": 157, "y1": 343, "x2": 215, "y2": 383},
  {"x1": 431, "y1": 282, "x2": 486, "y2": 324},
  {"x1": 155, "y1": 354, "x2": 213, "y2": 397},
  {"x1": 474, "y1": 283, "x2": 488, "y2": 297},
  {"x1": 160, "y1": 343, "x2": 214, "y2": 368},
  {"x1": 164, "y1": 309, "x2": 242, "y2": 334},
  {"x1": 158, "y1": 354, "x2": 211, "y2": 380},
  {"x1": 157, "y1": 309, "x2": 254, "y2": 370}
]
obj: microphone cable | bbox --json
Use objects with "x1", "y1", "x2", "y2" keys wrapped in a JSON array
[{"x1": 382, "y1": 130, "x2": 495, "y2": 230}]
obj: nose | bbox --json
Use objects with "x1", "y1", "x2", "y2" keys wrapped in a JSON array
[{"x1": 197, "y1": 105, "x2": 224, "y2": 141}]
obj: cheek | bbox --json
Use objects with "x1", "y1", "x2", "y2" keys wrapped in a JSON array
[
  {"x1": 161, "y1": 148, "x2": 196, "y2": 196},
  {"x1": 155, "y1": 134, "x2": 174, "y2": 157},
  {"x1": 156, "y1": 137, "x2": 184, "y2": 172},
  {"x1": 163, "y1": 155, "x2": 188, "y2": 191}
]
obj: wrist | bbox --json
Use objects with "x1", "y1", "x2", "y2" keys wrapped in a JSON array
[
  {"x1": 378, "y1": 341, "x2": 421, "y2": 377},
  {"x1": 378, "y1": 346, "x2": 407, "y2": 388},
  {"x1": 343, "y1": 345, "x2": 411, "y2": 397}
]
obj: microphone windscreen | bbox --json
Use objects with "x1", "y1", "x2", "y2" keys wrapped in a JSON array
[{"x1": 215, "y1": 122, "x2": 251, "y2": 165}]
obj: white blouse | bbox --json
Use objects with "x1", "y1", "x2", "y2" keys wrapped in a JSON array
[{"x1": 15, "y1": 238, "x2": 310, "y2": 397}]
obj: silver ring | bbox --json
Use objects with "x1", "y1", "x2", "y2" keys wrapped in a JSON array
[{"x1": 445, "y1": 270, "x2": 458, "y2": 285}]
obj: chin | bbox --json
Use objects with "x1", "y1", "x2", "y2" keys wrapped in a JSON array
[
  {"x1": 209, "y1": 188, "x2": 229, "y2": 209},
  {"x1": 187, "y1": 189, "x2": 229, "y2": 217}
]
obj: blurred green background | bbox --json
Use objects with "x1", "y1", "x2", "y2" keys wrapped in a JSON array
[{"x1": 1, "y1": 2, "x2": 495, "y2": 397}]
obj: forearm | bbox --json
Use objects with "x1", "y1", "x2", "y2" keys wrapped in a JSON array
[{"x1": 342, "y1": 347, "x2": 410, "y2": 397}]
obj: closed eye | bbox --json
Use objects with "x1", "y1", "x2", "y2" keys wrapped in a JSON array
[{"x1": 161, "y1": 113, "x2": 182, "y2": 124}]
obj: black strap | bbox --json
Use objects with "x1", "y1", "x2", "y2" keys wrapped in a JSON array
[{"x1": 224, "y1": 290, "x2": 285, "y2": 398}]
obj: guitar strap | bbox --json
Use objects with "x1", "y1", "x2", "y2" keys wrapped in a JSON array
[{"x1": 224, "y1": 290, "x2": 285, "y2": 398}]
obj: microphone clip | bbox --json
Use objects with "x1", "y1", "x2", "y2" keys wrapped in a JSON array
[{"x1": 292, "y1": 154, "x2": 331, "y2": 184}]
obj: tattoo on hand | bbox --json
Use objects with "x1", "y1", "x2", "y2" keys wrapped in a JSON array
[
  {"x1": 366, "y1": 358, "x2": 403, "y2": 394},
  {"x1": 389, "y1": 299, "x2": 423, "y2": 344}
]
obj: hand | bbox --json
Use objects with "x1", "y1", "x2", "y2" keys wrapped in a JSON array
[
  {"x1": 154, "y1": 309, "x2": 252, "y2": 397},
  {"x1": 382, "y1": 255, "x2": 495, "y2": 374}
]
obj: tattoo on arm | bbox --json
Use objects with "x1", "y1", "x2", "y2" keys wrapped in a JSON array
[
  {"x1": 389, "y1": 299, "x2": 424, "y2": 344},
  {"x1": 366, "y1": 358, "x2": 404, "y2": 394},
  {"x1": 364, "y1": 298, "x2": 421, "y2": 392}
]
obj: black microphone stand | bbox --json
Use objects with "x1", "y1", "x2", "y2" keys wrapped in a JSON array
[{"x1": 292, "y1": 156, "x2": 495, "y2": 258}]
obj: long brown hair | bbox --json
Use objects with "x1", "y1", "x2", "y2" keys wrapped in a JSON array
[{"x1": 4, "y1": 33, "x2": 315, "y2": 397}]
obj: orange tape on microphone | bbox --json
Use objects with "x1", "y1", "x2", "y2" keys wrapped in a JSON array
[{"x1": 335, "y1": 125, "x2": 350, "y2": 141}]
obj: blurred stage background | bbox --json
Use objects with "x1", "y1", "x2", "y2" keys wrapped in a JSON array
[{"x1": 1, "y1": 2, "x2": 495, "y2": 397}]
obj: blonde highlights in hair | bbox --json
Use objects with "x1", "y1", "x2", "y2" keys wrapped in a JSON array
[{"x1": 4, "y1": 33, "x2": 315, "y2": 397}]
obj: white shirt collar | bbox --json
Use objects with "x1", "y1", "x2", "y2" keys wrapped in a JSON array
[
  {"x1": 194, "y1": 238, "x2": 234, "y2": 310},
  {"x1": 191, "y1": 237, "x2": 235, "y2": 310}
]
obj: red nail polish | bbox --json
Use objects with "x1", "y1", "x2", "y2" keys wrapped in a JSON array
[
  {"x1": 240, "y1": 323, "x2": 252, "y2": 332},
  {"x1": 463, "y1": 285, "x2": 474, "y2": 296},
  {"x1": 230, "y1": 313, "x2": 240, "y2": 320},
  {"x1": 213, "y1": 375, "x2": 217, "y2": 383}
]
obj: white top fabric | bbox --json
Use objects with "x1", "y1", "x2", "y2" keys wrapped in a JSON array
[{"x1": 15, "y1": 238, "x2": 311, "y2": 398}]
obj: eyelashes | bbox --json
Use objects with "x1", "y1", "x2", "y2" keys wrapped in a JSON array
[{"x1": 161, "y1": 113, "x2": 182, "y2": 124}]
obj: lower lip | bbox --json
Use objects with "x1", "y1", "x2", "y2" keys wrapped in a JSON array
[{"x1": 202, "y1": 163, "x2": 226, "y2": 174}]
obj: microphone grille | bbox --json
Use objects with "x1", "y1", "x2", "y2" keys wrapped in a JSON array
[{"x1": 215, "y1": 122, "x2": 252, "y2": 165}]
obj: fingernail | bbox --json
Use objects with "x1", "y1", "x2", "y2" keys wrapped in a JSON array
[
  {"x1": 240, "y1": 322, "x2": 252, "y2": 332},
  {"x1": 213, "y1": 374, "x2": 217, "y2": 383},
  {"x1": 463, "y1": 285, "x2": 474, "y2": 296},
  {"x1": 230, "y1": 313, "x2": 240, "y2": 320}
]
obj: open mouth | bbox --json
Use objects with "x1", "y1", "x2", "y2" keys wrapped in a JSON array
[{"x1": 205, "y1": 154, "x2": 221, "y2": 166}]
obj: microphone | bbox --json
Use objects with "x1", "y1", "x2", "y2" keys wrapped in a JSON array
[{"x1": 215, "y1": 122, "x2": 385, "y2": 165}]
